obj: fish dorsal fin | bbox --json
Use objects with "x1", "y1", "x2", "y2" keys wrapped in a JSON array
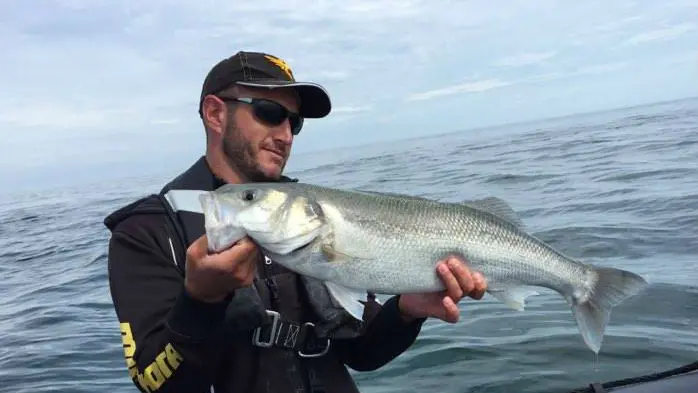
[
  {"x1": 462, "y1": 197, "x2": 527, "y2": 229},
  {"x1": 355, "y1": 189, "x2": 429, "y2": 201}
]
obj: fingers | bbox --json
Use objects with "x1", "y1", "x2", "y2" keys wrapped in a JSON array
[
  {"x1": 187, "y1": 235, "x2": 259, "y2": 283},
  {"x1": 222, "y1": 238, "x2": 258, "y2": 287},
  {"x1": 446, "y1": 257, "x2": 476, "y2": 297},
  {"x1": 220, "y1": 237, "x2": 257, "y2": 260},
  {"x1": 237, "y1": 242, "x2": 260, "y2": 286},
  {"x1": 442, "y1": 296, "x2": 460, "y2": 323},
  {"x1": 438, "y1": 255, "x2": 488, "y2": 302},
  {"x1": 437, "y1": 261, "x2": 463, "y2": 301},
  {"x1": 470, "y1": 272, "x2": 487, "y2": 300},
  {"x1": 186, "y1": 234, "x2": 210, "y2": 260}
]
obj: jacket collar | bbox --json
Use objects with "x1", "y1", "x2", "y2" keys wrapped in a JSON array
[{"x1": 160, "y1": 155, "x2": 298, "y2": 195}]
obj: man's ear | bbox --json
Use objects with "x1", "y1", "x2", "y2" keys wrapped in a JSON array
[{"x1": 201, "y1": 95, "x2": 228, "y2": 136}]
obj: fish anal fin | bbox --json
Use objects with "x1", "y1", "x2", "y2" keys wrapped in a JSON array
[
  {"x1": 462, "y1": 197, "x2": 526, "y2": 229},
  {"x1": 324, "y1": 281, "x2": 366, "y2": 320},
  {"x1": 488, "y1": 285, "x2": 540, "y2": 311}
]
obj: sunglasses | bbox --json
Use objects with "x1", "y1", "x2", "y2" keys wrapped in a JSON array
[{"x1": 218, "y1": 96, "x2": 304, "y2": 135}]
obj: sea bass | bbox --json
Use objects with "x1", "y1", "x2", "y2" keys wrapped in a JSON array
[{"x1": 187, "y1": 182, "x2": 648, "y2": 354}]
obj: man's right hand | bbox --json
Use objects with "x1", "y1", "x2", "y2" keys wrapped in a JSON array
[{"x1": 184, "y1": 234, "x2": 259, "y2": 303}]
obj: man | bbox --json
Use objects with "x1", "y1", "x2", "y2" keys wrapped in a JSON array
[{"x1": 104, "y1": 51, "x2": 487, "y2": 393}]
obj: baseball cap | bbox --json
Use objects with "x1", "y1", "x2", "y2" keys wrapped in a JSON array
[{"x1": 198, "y1": 51, "x2": 331, "y2": 118}]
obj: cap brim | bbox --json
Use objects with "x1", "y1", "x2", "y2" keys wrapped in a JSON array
[{"x1": 235, "y1": 80, "x2": 331, "y2": 118}]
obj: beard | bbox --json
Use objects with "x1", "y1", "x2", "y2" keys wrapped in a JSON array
[{"x1": 221, "y1": 118, "x2": 286, "y2": 182}]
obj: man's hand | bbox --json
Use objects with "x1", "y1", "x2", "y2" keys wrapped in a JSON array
[
  {"x1": 398, "y1": 256, "x2": 487, "y2": 323},
  {"x1": 184, "y1": 234, "x2": 259, "y2": 303}
]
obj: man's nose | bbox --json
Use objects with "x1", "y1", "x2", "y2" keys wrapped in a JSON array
[{"x1": 272, "y1": 119, "x2": 294, "y2": 144}]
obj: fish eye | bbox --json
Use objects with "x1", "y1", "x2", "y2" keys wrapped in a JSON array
[{"x1": 242, "y1": 189, "x2": 256, "y2": 201}]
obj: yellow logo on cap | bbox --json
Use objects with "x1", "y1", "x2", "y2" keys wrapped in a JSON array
[{"x1": 265, "y1": 54, "x2": 294, "y2": 80}]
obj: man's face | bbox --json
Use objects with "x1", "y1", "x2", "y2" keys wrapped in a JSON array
[{"x1": 218, "y1": 86, "x2": 300, "y2": 182}]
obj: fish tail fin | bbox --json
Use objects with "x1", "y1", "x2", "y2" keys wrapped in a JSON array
[{"x1": 571, "y1": 266, "x2": 648, "y2": 354}]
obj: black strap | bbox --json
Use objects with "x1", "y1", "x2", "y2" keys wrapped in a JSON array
[{"x1": 568, "y1": 361, "x2": 698, "y2": 392}]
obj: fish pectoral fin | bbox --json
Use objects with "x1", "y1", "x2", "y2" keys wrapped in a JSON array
[
  {"x1": 324, "y1": 281, "x2": 366, "y2": 321},
  {"x1": 321, "y1": 244, "x2": 371, "y2": 262},
  {"x1": 461, "y1": 197, "x2": 527, "y2": 230},
  {"x1": 488, "y1": 285, "x2": 540, "y2": 311}
]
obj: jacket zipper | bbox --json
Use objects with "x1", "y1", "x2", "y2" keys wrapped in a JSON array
[{"x1": 263, "y1": 256, "x2": 280, "y2": 308}]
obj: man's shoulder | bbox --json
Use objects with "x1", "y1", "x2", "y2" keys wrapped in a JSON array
[
  {"x1": 102, "y1": 192, "x2": 181, "y2": 264},
  {"x1": 104, "y1": 159, "x2": 196, "y2": 234},
  {"x1": 104, "y1": 193, "x2": 169, "y2": 235}
]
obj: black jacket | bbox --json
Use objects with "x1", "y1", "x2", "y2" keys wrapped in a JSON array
[{"x1": 104, "y1": 156, "x2": 425, "y2": 393}]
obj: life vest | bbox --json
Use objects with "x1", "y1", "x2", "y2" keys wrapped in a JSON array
[{"x1": 153, "y1": 156, "x2": 372, "y2": 393}]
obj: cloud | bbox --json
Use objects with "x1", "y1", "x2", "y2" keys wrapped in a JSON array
[
  {"x1": 407, "y1": 79, "x2": 511, "y2": 101},
  {"x1": 494, "y1": 52, "x2": 557, "y2": 68},
  {"x1": 576, "y1": 62, "x2": 628, "y2": 75},
  {"x1": 332, "y1": 105, "x2": 372, "y2": 114},
  {"x1": 624, "y1": 23, "x2": 696, "y2": 45},
  {"x1": 592, "y1": 16, "x2": 645, "y2": 34},
  {"x1": 321, "y1": 105, "x2": 373, "y2": 124},
  {"x1": 0, "y1": 105, "x2": 115, "y2": 130},
  {"x1": 315, "y1": 70, "x2": 351, "y2": 82},
  {"x1": 2, "y1": 0, "x2": 698, "y2": 189},
  {"x1": 527, "y1": 62, "x2": 629, "y2": 83},
  {"x1": 406, "y1": 61, "x2": 628, "y2": 101},
  {"x1": 150, "y1": 118, "x2": 182, "y2": 126}
]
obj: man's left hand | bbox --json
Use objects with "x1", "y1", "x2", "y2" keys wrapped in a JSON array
[{"x1": 397, "y1": 256, "x2": 487, "y2": 323}]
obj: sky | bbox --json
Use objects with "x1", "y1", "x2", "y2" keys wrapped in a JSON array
[{"x1": 1, "y1": 0, "x2": 697, "y2": 190}]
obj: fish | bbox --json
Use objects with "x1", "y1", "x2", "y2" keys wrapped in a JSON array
[{"x1": 190, "y1": 182, "x2": 648, "y2": 354}]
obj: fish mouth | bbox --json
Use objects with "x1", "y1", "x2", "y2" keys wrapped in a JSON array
[
  {"x1": 259, "y1": 236, "x2": 315, "y2": 256},
  {"x1": 262, "y1": 226, "x2": 324, "y2": 255}
]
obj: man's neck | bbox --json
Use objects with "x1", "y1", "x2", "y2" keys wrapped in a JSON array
[{"x1": 204, "y1": 151, "x2": 245, "y2": 185}]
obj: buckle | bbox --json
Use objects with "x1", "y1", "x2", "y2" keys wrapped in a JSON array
[
  {"x1": 252, "y1": 310, "x2": 280, "y2": 348},
  {"x1": 251, "y1": 313, "x2": 331, "y2": 358},
  {"x1": 297, "y1": 322, "x2": 331, "y2": 358}
]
